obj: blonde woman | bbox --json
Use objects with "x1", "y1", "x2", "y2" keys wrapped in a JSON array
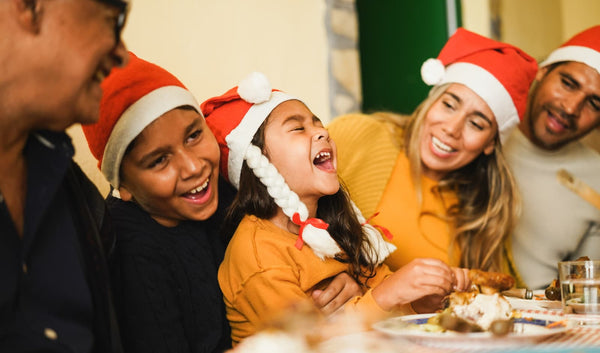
[{"x1": 328, "y1": 28, "x2": 537, "y2": 273}]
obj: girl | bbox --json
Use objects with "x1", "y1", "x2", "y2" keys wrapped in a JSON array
[
  {"x1": 82, "y1": 53, "x2": 366, "y2": 353},
  {"x1": 203, "y1": 72, "x2": 469, "y2": 345},
  {"x1": 328, "y1": 28, "x2": 538, "y2": 274}
]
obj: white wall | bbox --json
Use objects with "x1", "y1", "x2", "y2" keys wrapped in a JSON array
[{"x1": 69, "y1": 0, "x2": 330, "y2": 195}]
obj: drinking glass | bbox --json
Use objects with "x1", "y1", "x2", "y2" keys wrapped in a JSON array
[{"x1": 558, "y1": 260, "x2": 600, "y2": 315}]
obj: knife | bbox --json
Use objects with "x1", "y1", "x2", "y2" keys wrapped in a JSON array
[{"x1": 501, "y1": 288, "x2": 533, "y2": 299}]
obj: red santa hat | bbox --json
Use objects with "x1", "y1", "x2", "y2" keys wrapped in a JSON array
[
  {"x1": 202, "y1": 72, "x2": 395, "y2": 263},
  {"x1": 82, "y1": 52, "x2": 200, "y2": 188},
  {"x1": 540, "y1": 25, "x2": 600, "y2": 75},
  {"x1": 420, "y1": 28, "x2": 538, "y2": 142}
]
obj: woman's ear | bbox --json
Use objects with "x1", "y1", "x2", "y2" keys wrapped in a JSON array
[
  {"x1": 15, "y1": 0, "x2": 42, "y2": 33},
  {"x1": 118, "y1": 185, "x2": 134, "y2": 202},
  {"x1": 483, "y1": 139, "x2": 496, "y2": 155}
]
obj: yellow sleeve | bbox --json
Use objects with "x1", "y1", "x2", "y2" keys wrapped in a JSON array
[
  {"x1": 228, "y1": 266, "x2": 312, "y2": 343},
  {"x1": 342, "y1": 264, "x2": 415, "y2": 325},
  {"x1": 327, "y1": 113, "x2": 403, "y2": 218}
]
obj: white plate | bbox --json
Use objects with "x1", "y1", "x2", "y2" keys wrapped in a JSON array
[
  {"x1": 507, "y1": 290, "x2": 562, "y2": 311},
  {"x1": 372, "y1": 312, "x2": 569, "y2": 349}
]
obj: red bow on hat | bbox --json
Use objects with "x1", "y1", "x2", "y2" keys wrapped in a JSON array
[{"x1": 291, "y1": 213, "x2": 329, "y2": 250}]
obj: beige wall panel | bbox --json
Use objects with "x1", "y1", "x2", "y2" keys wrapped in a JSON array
[{"x1": 70, "y1": 0, "x2": 329, "y2": 194}]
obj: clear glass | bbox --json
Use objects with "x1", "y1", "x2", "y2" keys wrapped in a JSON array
[{"x1": 558, "y1": 260, "x2": 600, "y2": 315}]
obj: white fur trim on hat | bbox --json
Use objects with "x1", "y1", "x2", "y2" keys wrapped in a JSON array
[
  {"x1": 237, "y1": 72, "x2": 273, "y2": 104},
  {"x1": 421, "y1": 58, "x2": 446, "y2": 85},
  {"x1": 101, "y1": 86, "x2": 200, "y2": 188},
  {"x1": 540, "y1": 45, "x2": 600, "y2": 75},
  {"x1": 226, "y1": 91, "x2": 297, "y2": 188},
  {"x1": 441, "y1": 62, "x2": 519, "y2": 143}
]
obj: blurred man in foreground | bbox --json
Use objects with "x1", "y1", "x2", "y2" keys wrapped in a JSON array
[{"x1": 0, "y1": 0, "x2": 129, "y2": 351}]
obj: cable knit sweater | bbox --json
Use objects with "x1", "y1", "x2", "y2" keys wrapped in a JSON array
[{"x1": 106, "y1": 179, "x2": 235, "y2": 353}]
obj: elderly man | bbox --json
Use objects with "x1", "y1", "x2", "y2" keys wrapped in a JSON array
[
  {"x1": 0, "y1": 0, "x2": 129, "y2": 352},
  {"x1": 505, "y1": 26, "x2": 600, "y2": 289}
]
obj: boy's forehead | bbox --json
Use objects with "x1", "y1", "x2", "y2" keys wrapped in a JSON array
[{"x1": 95, "y1": 0, "x2": 128, "y2": 7}]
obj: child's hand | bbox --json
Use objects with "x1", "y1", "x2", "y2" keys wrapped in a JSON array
[
  {"x1": 410, "y1": 293, "x2": 447, "y2": 313},
  {"x1": 312, "y1": 272, "x2": 363, "y2": 315},
  {"x1": 372, "y1": 258, "x2": 454, "y2": 311}
]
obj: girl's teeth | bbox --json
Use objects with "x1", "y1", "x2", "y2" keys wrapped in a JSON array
[
  {"x1": 314, "y1": 151, "x2": 331, "y2": 163},
  {"x1": 189, "y1": 179, "x2": 209, "y2": 194},
  {"x1": 432, "y1": 136, "x2": 454, "y2": 152}
]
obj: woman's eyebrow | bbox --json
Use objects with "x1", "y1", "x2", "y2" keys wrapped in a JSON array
[
  {"x1": 473, "y1": 111, "x2": 493, "y2": 126},
  {"x1": 445, "y1": 91, "x2": 461, "y2": 103}
]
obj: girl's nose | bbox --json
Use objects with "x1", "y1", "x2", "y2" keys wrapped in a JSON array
[{"x1": 313, "y1": 126, "x2": 330, "y2": 141}]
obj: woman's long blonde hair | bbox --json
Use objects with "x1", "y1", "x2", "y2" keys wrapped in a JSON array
[{"x1": 374, "y1": 84, "x2": 520, "y2": 271}]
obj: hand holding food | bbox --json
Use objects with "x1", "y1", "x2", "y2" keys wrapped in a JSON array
[{"x1": 427, "y1": 270, "x2": 517, "y2": 336}]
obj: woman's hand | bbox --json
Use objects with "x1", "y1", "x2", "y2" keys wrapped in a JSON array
[
  {"x1": 372, "y1": 258, "x2": 455, "y2": 311},
  {"x1": 409, "y1": 267, "x2": 472, "y2": 313},
  {"x1": 311, "y1": 272, "x2": 363, "y2": 315},
  {"x1": 451, "y1": 267, "x2": 471, "y2": 291}
]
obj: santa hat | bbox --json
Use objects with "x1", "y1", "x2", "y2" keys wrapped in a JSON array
[
  {"x1": 540, "y1": 25, "x2": 600, "y2": 75},
  {"x1": 202, "y1": 72, "x2": 395, "y2": 263},
  {"x1": 82, "y1": 52, "x2": 200, "y2": 188},
  {"x1": 420, "y1": 28, "x2": 538, "y2": 143}
]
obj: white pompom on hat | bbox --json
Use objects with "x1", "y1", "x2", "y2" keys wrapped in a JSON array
[
  {"x1": 202, "y1": 72, "x2": 395, "y2": 263},
  {"x1": 202, "y1": 72, "x2": 341, "y2": 260},
  {"x1": 420, "y1": 28, "x2": 538, "y2": 143},
  {"x1": 540, "y1": 25, "x2": 600, "y2": 75}
]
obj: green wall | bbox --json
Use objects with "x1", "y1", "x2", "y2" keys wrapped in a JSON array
[{"x1": 356, "y1": 1, "x2": 462, "y2": 114}]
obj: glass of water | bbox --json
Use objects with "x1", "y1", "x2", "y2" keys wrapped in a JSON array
[{"x1": 559, "y1": 260, "x2": 600, "y2": 315}]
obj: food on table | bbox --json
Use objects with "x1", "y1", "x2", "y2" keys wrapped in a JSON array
[
  {"x1": 545, "y1": 279, "x2": 561, "y2": 301},
  {"x1": 469, "y1": 269, "x2": 515, "y2": 294},
  {"x1": 426, "y1": 270, "x2": 516, "y2": 336}
]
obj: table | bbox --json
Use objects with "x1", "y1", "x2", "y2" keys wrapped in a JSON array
[{"x1": 318, "y1": 305, "x2": 600, "y2": 353}]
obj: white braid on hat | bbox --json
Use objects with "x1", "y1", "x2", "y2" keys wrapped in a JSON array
[
  {"x1": 244, "y1": 145, "x2": 342, "y2": 260},
  {"x1": 233, "y1": 72, "x2": 395, "y2": 263},
  {"x1": 245, "y1": 145, "x2": 307, "y2": 220},
  {"x1": 351, "y1": 201, "x2": 397, "y2": 266}
]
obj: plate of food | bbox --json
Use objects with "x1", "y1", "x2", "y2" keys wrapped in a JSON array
[
  {"x1": 373, "y1": 312, "x2": 569, "y2": 349},
  {"x1": 373, "y1": 270, "x2": 569, "y2": 348}
]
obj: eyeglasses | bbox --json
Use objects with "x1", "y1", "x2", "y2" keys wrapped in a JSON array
[{"x1": 95, "y1": 0, "x2": 129, "y2": 43}]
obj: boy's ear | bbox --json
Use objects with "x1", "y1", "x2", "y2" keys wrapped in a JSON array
[
  {"x1": 535, "y1": 66, "x2": 549, "y2": 82},
  {"x1": 118, "y1": 185, "x2": 134, "y2": 202},
  {"x1": 14, "y1": 0, "x2": 43, "y2": 33}
]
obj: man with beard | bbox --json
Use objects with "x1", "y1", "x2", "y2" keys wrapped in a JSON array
[{"x1": 504, "y1": 25, "x2": 600, "y2": 289}]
